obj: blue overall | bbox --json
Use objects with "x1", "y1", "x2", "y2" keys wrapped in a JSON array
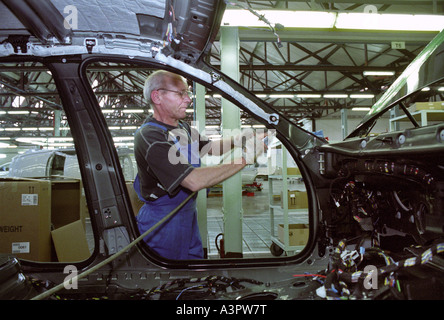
[{"x1": 134, "y1": 121, "x2": 203, "y2": 260}]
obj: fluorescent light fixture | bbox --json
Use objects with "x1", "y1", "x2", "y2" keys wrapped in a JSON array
[
  {"x1": 363, "y1": 71, "x2": 395, "y2": 76},
  {"x1": 16, "y1": 137, "x2": 45, "y2": 142},
  {"x1": 269, "y1": 94, "x2": 294, "y2": 99},
  {"x1": 336, "y1": 12, "x2": 444, "y2": 32},
  {"x1": 38, "y1": 127, "x2": 54, "y2": 131},
  {"x1": 5, "y1": 127, "x2": 21, "y2": 131},
  {"x1": 102, "y1": 109, "x2": 115, "y2": 114},
  {"x1": 121, "y1": 126, "x2": 138, "y2": 130},
  {"x1": 109, "y1": 126, "x2": 121, "y2": 130},
  {"x1": 7, "y1": 110, "x2": 29, "y2": 115},
  {"x1": 0, "y1": 111, "x2": 6, "y2": 115},
  {"x1": 113, "y1": 136, "x2": 134, "y2": 142},
  {"x1": 350, "y1": 94, "x2": 375, "y2": 99},
  {"x1": 352, "y1": 107, "x2": 371, "y2": 111},
  {"x1": 114, "y1": 142, "x2": 134, "y2": 147},
  {"x1": 15, "y1": 138, "x2": 46, "y2": 146},
  {"x1": 222, "y1": 10, "x2": 336, "y2": 28},
  {"x1": 48, "y1": 143, "x2": 74, "y2": 147},
  {"x1": 122, "y1": 109, "x2": 144, "y2": 113},
  {"x1": 186, "y1": 109, "x2": 194, "y2": 113},
  {"x1": 323, "y1": 94, "x2": 348, "y2": 98},
  {"x1": 252, "y1": 124, "x2": 266, "y2": 128},
  {"x1": 222, "y1": 10, "x2": 444, "y2": 32},
  {"x1": 296, "y1": 94, "x2": 322, "y2": 98},
  {"x1": 255, "y1": 94, "x2": 268, "y2": 98},
  {"x1": 48, "y1": 137, "x2": 73, "y2": 142},
  {"x1": 421, "y1": 87, "x2": 431, "y2": 91},
  {"x1": 204, "y1": 94, "x2": 222, "y2": 99},
  {"x1": 0, "y1": 143, "x2": 9, "y2": 148},
  {"x1": 438, "y1": 87, "x2": 444, "y2": 91},
  {"x1": 22, "y1": 127, "x2": 39, "y2": 131},
  {"x1": 0, "y1": 137, "x2": 10, "y2": 140}
]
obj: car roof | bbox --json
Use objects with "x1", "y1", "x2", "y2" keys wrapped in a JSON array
[{"x1": 0, "y1": 0, "x2": 225, "y2": 64}]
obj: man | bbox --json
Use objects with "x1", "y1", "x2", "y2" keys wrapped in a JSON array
[{"x1": 134, "y1": 70, "x2": 265, "y2": 260}]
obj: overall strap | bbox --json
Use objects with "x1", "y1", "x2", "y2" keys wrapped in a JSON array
[
  {"x1": 143, "y1": 121, "x2": 168, "y2": 131},
  {"x1": 140, "y1": 121, "x2": 188, "y2": 144}
]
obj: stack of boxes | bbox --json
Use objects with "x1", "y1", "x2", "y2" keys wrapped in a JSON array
[
  {"x1": 0, "y1": 177, "x2": 90, "y2": 262},
  {"x1": 408, "y1": 101, "x2": 444, "y2": 112}
]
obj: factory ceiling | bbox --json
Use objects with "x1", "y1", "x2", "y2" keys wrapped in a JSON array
[{"x1": 0, "y1": 0, "x2": 443, "y2": 138}]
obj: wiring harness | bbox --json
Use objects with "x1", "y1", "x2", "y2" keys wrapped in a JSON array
[
  {"x1": 146, "y1": 275, "x2": 263, "y2": 300},
  {"x1": 29, "y1": 274, "x2": 263, "y2": 300},
  {"x1": 317, "y1": 239, "x2": 444, "y2": 300}
]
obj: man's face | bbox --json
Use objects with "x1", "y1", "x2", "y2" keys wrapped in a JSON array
[{"x1": 156, "y1": 78, "x2": 192, "y2": 121}]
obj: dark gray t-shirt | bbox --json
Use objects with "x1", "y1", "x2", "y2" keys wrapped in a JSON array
[{"x1": 134, "y1": 116, "x2": 210, "y2": 201}]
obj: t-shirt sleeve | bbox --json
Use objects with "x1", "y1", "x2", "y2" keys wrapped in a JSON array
[{"x1": 146, "y1": 139, "x2": 194, "y2": 195}]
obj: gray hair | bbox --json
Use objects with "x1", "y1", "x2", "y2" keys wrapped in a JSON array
[{"x1": 143, "y1": 70, "x2": 188, "y2": 107}]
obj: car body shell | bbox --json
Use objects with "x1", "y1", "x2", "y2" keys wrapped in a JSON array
[{"x1": 0, "y1": 0, "x2": 443, "y2": 300}]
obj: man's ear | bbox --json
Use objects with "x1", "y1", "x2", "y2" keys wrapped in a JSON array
[{"x1": 151, "y1": 90, "x2": 161, "y2": 104}]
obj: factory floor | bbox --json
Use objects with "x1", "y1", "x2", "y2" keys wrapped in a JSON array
[{"x1": 205, "y1": 178, "x2": 308, "y2": 258}]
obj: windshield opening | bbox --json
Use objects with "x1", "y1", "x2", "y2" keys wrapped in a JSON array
[
  {"x1": 350, "y1": 78, "x2": 444, "y2": 138},
  {"x1": 389, "y1": 79, "x2": 444, "y2": 132}
]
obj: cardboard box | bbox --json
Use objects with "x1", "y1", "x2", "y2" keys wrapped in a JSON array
[
  {"x1": 269, "y1": 167, "x2": 301, "y2": 176},
  {"x1": 281, "y1": 190, "x2": 308, "y2": 209},
  {"x1": 409, "y1": 101, "x2": 444, "y2": 112},
  {"x1": 278, "y1": 224, "x2": 309, "y2": 246},
  {"x1": 51, "y1": 220, "x2": 90, "y2": 262},
  {"x1": 287, "y1": 167, "x2": 301, "y2": 176},
  {"x1": 0, "y1": 178, "x2": 52, "y2": 261},
  {"x1": 126, "y1": 182, "x2": 144, "y2": 215},
  {"x1": 51, "y1": 179, "x2": 84, "y2": 229},
  {"x1": 0, "y1": 177, "x2": 89, "y2": 262}
]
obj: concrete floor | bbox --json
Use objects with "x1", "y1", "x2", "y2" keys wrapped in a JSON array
[{"x1": 205, "y1": 178, "x2": 308, "y2": 259}]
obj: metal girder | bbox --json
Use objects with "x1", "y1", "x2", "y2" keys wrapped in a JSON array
[
  {"x1": 0, "y1": 0, "x2": 437, "y2": 130},
  {"x1": 230, "y1": 28, "x2": 438, "y2": 45},
  {"x1": 239, "y1": 64, "x2": 399, "y2": 72}
]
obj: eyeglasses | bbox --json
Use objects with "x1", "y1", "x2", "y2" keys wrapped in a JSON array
[{"x1": 156, "y1": 88, "x2": 192, "y2": 99}]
